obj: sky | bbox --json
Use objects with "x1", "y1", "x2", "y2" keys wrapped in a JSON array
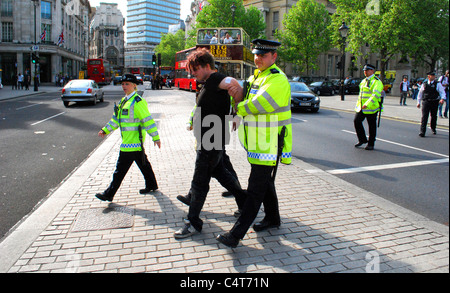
[{"x1": 87, "y1": 0, "x2": 191, "y2": 21}]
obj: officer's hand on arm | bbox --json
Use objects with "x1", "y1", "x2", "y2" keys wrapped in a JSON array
[
  {"x1": 98, "y1": 130, "x2": 106, "y2": 138},
  {"x1": 219, "y1": 77, "x2": 243, "y2": 102},
  {"x1": 154, "y1": 140, "x2": 161, "y2": 149}
]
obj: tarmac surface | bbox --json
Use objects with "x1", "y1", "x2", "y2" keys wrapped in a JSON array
[{"x1": 0, "y1": 85, "x2": 448, "y2": 273}]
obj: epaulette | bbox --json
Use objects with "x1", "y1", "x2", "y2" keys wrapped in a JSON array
[
  {"x1": 135, "y1": 96, "x2": 142, "y2": 102},
  {"x1": 270, "y1": 68, "x2": 280, "y2": 74}
]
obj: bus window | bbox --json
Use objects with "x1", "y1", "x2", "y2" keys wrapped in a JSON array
[
  {"x1": 219, "y1": 29, "x2": 241, "y2": 44},
  {"x1": 197, "y1": 29, "x2": 218, "y2": 44}
]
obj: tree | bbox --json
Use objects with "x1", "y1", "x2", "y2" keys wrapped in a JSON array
[
  {"x1": 193, "y1": 0, "x2": 266, "y2": 40},
  {"x1": 275, "y1": 0, "x2": 332, "y2": 74},
  {"x1": 154, "y1": 30, "x2": 186, "y2": 66},
  {"x1": 329, "y1": 0, "x2": 448, "y2": 81}
]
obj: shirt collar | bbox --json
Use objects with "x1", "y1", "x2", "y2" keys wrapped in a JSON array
[{"x1": 125, "y1": 91, "x2": 137, "y2": 101}]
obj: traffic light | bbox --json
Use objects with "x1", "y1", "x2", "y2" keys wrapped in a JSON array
[
  {"x1": 32, "y1": 53, "x2": 39, "y2": 64},
  {"x1": 152, "y1": 54, "x2": 156, "y2": 66}
]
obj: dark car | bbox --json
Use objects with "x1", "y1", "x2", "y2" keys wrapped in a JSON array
[
  {"x1": 113, "y1": 76, "x2": 122, "y2": 85},
  {"x1": 344, "y1": 77, "x2": 363, "y2": 94},
  {"x1": 289, "y1": 81, "x2": 320, "y2": 112},
  {"x1": 308, "y1": 81, "x2": 336, "y2": 96}
]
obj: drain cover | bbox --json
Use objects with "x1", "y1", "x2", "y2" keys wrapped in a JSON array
[{"x1": 71, "y1": 206, "x2": 134, "y2": 232}]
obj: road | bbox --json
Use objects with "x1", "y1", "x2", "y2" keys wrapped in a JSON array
[
  {"x1": 291, "y1": 108, "x2": 449, "y2": 225},
  {"x1": 0, "y1": 84, "x2": 144, "y2": 238}
]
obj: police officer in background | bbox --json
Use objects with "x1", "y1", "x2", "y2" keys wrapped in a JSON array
[
  {"x1": 96, "y1": 74, "x2": 161, "y2": 202},
  {"x1": 354, "y1": 64, "x2": 384, "y2": 150},
  {"x1": 417, "y1": 71, "x2": 447, "y2": 137},
  {"x1": 217, "y1": 39, "x2": 292, "y2": 248}
]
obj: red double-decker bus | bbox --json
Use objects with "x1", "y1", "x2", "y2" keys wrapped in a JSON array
[
  {"x1": 87, "y1": 59, "x2": 112, "y2": 85},
  {"x1": 174, "y1": 47, "x2": 197, "y2": 91}
]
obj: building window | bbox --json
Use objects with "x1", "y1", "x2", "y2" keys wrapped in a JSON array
[
  {"x1": 272, "y1": 11, "x2": 279, "y2": 36},
  {"x1": 1, "y1": 22, "x2": 13, "y2": 42},
  {"x1": 41, "y1": 1, "x2": 52, "y2": 20},
  {"x1": 41, "y1": 24, "x2": 52, "y2": 43},
  {"x1": 1, "y1": 0, "x2": 13, "y2": 17}
]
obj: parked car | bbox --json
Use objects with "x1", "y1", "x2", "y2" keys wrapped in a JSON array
[
  {"x1": 135, "y1": 75, "x2": 144, "y2": 85},
  {"x1": 344, "y1": 77, "x2": 363, "y2": 94},
  {"x1": 144, "y1": 75, "x2": 151, "y2": 81},
  {"x1": 113, "y1": 76, "x2": 122, "y2": 85},
  {"x1": 289, "y1": 81, "x2": 320, "y2": 112},
  {"x1": 308, "y1": 81, "x2": 336, "y2": 96},
  {"x1": 61, "y1": 79, "x2": 104, "y2": 107}
]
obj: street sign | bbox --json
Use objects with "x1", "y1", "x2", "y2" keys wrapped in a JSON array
[{"x1": 31, "y1": 45, "x2": 40, "y2": 51}]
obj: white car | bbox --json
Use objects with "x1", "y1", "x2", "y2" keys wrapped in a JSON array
[{"x1": 61, "y1": 79, "x2": 104, "y2": 107}]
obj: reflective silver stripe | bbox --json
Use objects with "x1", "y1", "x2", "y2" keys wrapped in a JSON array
[
  {"x1": 121, "y1": 126, "x2": 140, "y2": 131},
  {"x1": 244, "y1": 118, "x2": 291, "y2": 127},
  {"x1": 119, "y1": 118, "x2": 140, "y2": 123},
  {"x1": 144, "y1": 123, "x2": 157, "y2": 131},
  {"x1": 149, "y1": 131, "x2": 159, "y2": 137},
  {"x1": 261, "y1": 91, "x2": 280, "y2": 110},
  {"x1": 142, "y1": 116, "x2": 154, "y2": 123}
]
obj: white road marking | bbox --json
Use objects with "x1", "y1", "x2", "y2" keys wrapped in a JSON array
[
  {"x1": 31, "y1": 112, "x2": 65, "y2": 126},
  {"x1": 306, "y1": 130, "x2": 449, "y2": 175},
  {"x1": 16, "y1": 102, "x2": 43, "y2": 110}
]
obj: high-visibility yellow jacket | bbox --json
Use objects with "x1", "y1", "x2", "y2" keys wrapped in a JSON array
[
  {"x1": 102, "y1": 91, "x2": 159, "y2": 152},
  {"x1": 355, "y1": 75, "x2": 384, "y2": 114},
  {"x1": 237, "y1": 64, "x2": 292, "y2": 166}
]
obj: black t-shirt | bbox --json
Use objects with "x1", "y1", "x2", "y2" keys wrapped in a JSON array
[{"x1": 193, "y1": 72, "x2": 230, "y2": 151}]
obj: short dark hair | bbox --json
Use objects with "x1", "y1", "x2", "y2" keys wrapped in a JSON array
[{"x1": 187, "y1": 48, "x2": 215, "y2": 72}]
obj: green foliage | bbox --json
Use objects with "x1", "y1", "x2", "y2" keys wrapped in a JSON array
[
  {"x1": 275, "y1": 0, "x2": 332, "y2": 74},
  {"x1": 154, "y1": 30, "x2": 186, "y2": 66}
]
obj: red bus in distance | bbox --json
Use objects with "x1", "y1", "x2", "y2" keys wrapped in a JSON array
[
  {"x1": 87, "y1": 59, "x2": 112, "y2": 85},
  {"x1": 174, "y1": 47, "x2": 197, "y2": 91}
]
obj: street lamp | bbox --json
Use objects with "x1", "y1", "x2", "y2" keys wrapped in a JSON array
[
  {"x1": 32, "y1": 0, "x2": 39, "y2": 91},
  {"x1": 339, "y1": 21, "x2": 349, "y2": 101},
  {"x1": 231, "y1": 3, "x2": 237, "y2": 27}
]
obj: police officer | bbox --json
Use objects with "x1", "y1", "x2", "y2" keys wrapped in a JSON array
[
  {"x1": 217, "y1": 39, "x2": 292, "y2": 248},
  {"x1": 354, "y1": 64, "x2": 384, "y2": 150},
  {"x1": 416, "y1": 71, "x2": 447, "y2": 137},
  {"x1": 95, "y1": 74, "x2": 161, "y2": 202}
]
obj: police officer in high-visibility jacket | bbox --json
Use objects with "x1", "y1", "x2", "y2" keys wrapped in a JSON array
[
  {"x1": 95, "y1": 74, "x2": 161, "y2": 202},
  {"x1": 354, "y1": 64, "x2": 384, "y2": 150},
  {"x1": 217, "y1": 39, "x2": 292, "y2": 248}
]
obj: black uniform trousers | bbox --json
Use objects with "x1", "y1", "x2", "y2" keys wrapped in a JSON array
[
  {"x1": 354, "y1": 111, "x2": 378, "y2": 146},
  {"x1": 230, "y1": 164, "x2": 281, "y2": 240},
  {"x1": 420, "y1": 99, "x2": 440, "y2": 135},
  {"x1": 104, "y1": 150, "x2": 158, "y2": 199},
  {"x1": 188, "y1": 149, "x2": 245, "y2": 232}
]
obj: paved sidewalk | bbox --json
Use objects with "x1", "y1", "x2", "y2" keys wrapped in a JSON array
[
  {"x1": 0, "y1": 89, "x2": 448, "y2": 273},
  {"x1": 0, "y1": 84, "x2": 63, "y2": 101}
]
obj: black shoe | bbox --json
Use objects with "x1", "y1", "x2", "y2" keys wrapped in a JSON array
[
  {"x1": 365, "y1": 145, "x2": 374, "y2": 150},
  {"x1": 221, "y1": 191, "x2": 233, "y2": 197},
  {"x1": 216, "y1": 232, "x2": 239, "y2": 248},
  {"x1": 355, "y1": 141, "x2": 368, "y2": 147},
  {"x1": 432, "y1": 129, "x2": 437, "y2": 135},
  {"x1": 253, "y1": 220, "x2": 280, "y2": 232},
  {"x1": 419, "y1": 133, "x2": 425, "y2": 137},
  {"x1": 139, "y1": 187, "x2": 157, "y2": 194},
  {"x1": 95, "y1": 193, "x2": 113, "y2": 202},
  {"x1": 176, "y1": 194, "x2": 191, "y2": 206}
]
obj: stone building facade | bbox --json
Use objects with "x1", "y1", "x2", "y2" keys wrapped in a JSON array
[{"x1": 0, "y1": 0, "x2": 92, "y2": 85}]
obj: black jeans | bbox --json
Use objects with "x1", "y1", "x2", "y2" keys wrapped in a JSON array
[
  {"x1": 104, "y1": 151, "x2": 158, "y2": 198},
  {"x1": 188, "y1": 149, "x2": 245, "y2": 232},
  {"x1": 230, "y1": 164, "x2": 280, "y2": 240},
  {"x1": 420, "y1": 99, "x2": 440, "y2": 134},
  {"x1": 354, "y1": 111, "x2": 378, "y2": 146}
]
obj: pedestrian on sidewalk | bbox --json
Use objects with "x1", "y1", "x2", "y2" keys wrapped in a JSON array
[
  {"x1": 95, "y1": 74, "x2": 161, "y2": 202},
  {"x1": 417, "y1": 71, "x2": 447, "y2": 137},
  {"x1": 174, "y1": 48, "x2": 246, "y2": 240},
  {"x1": 216, "y1": 39, "x2": 293, "y2": 248},
  {"x1": 399, "y1": 76, "x2": 409, "y2": 106},
  {"x1": 438, "y1": 70, "x2": 449, "y2": 118},
  {"x1": 353, "y1": 64, "x2": 384, "y2": 151}
]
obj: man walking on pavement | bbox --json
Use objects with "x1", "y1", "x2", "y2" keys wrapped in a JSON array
[
  {"x1": 216, "y1": 39, "x2": 292, "y2": 248},
  {"x1": 353, "y1": 64, "x2": 384, "y2": 150},
  {"x1": 417, "y1": 71, "x2": 447, "y2": 137},
  {"x1": 438, "y1": 70, "x2": 449, "y2": 118},
  {"x1": 174, "y1": 48, "x2": 246, "y2": 239}
]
